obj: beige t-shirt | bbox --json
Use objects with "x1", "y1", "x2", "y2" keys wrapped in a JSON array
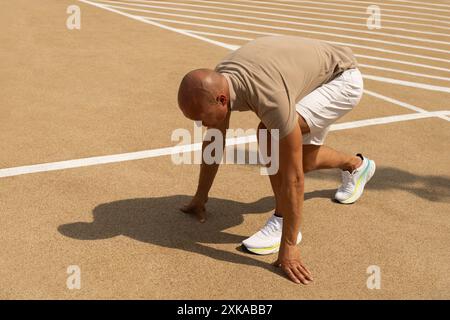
[{"x1": 215, "y1": 36, "x2": 357, "y2": 138}]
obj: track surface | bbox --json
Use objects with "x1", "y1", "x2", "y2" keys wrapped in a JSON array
[{"x1": 1, "y1": 0, "x2": 449, "y2": 299}]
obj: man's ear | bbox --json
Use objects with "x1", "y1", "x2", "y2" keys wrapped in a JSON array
[{"x1": 217, "y1": 94, "x2": 227, "y2": 106}]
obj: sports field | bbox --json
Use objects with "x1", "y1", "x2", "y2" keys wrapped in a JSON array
[{"x1": 1, "y1": 0, "x2": 449, "y2": 299}]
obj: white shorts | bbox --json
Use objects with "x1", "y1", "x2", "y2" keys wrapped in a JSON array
[{"x1": 296, "y1": 68, "x2": 364, "y2": 145}]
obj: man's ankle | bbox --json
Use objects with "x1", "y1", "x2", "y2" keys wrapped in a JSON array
[{"x1": 343, "y1": 156, "x2": 363, "y2": 172}]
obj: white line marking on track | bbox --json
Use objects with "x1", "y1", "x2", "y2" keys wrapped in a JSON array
[
  {"x1": 387, "y1": 0, "x2": 450, "y2": 9},
  {"x1": 314, "y1": 0, "x2": 450, "y2": 13},
  {"x1": 354, "y1": 54, "x2": 450, "y2": 73},
  {"x1": 137, "y1": 16, "x2": 450, "y2": 63},
  {"x1": 80, "y1": 0, "x2": 450, "y2": 95},
  {"x1": 77, "y1": 0, "x2": 238, "y2": 50},
  {"x1": 331, "y1": 111, "x2": 450, "y2": 129},
  {"x1": 80, "y1": 0, "x2": 450, "y2": 107},
  {"x1": 363, "y1": 75, "x2": 450, "y2": 93},
  {"x1": 357, "y1": 64, "x2": 450, "y2": 82},
  {"x1": 193, "y1": 0, "x2": 450, "y2": 31},
  {"x1": 30, "y1": 0, "x2": 440, "y2": 181},
  {"x1": 98, "y1": 3, "x2": 450, "y2": 54},
  {"x1": 180, "y1": 29, "x2": 253, "y2": 41},
  {"x1": 180, "y1": 29, "x2": 450, "y2": 75},
  {"x1": 87, "y1": 0, "x2": 450, "y2": 100},
  {"x1": 135, "y1": 20, "x2": 450, "y2": 93},
  {"x1": 230, "y1": 0, "x2": 450, "y2": 25},
  {"x1": 274, "y1": 0, "x2": 450, "y2": 20},
  {"x1": 363, "y1": 90, "x2": 450, "y2": 121},
  {"x1": 97, "y1": 0, "x2": 450, "y2": 40},
  {"x1": 118, "y1": 0, "x2": 450, "y2": 37},
  {"x1": 140, "y1": 15, "x2": 450, "y2": 64},
  {"x1": 1, "y1": 111, "x2": 449, "y2": 178}
]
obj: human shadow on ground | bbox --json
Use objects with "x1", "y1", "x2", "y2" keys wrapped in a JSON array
[
  {"x1": 58, "y1": 166, "x2": 448, "y2": 276},
  {"x1": 59, "y1": 195, "x2": 279, "y2": 273},
  {"x1": 58, "y1": 190, "x2": 331, "y2": 276},
  {"x1": 306, "y1": 165, "x2": 450, "y2": 203}
]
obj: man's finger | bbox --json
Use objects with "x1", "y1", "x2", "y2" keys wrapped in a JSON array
[
  {"x1": 291, "y1": 266, "x2": 309, "y2": 285},
  {"x1": 300, "y1": 263, "x2": 312, "y2": 276},
  {"x1": 196, "y1": 210, "x2": 207, "y2": 223},
  {"x1": 298, "y1": 264, "x2": 313, "y2": 281},
  {"x1": 197, "y1": 216, "x2": 206, "y2": 223},
  {"x1": 282, "y1": 266, "x2": 301, "y2": 284},
  {"x1": 295, "y1": 265, "x2": 311, "y2": 284}
]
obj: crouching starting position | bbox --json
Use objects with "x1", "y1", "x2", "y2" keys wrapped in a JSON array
[{"x1": 177, "y1": 36, "x2": 376, "y2": 285}]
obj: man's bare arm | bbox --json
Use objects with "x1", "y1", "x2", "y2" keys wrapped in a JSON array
[
  {"x1": 273, "y1": 123, "x2": 313, "y2": 284},
  {"x1": 180, "y1": 112, "x2": 231, "y2": 222}
]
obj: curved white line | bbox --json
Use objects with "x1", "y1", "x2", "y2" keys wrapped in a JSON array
[
  {"x1": 322, "y1": 0, "x2": 450, "y2": 13},
  {"x1": 106, "y1": 0, "x2": 450, "y2": 38},
  {"x1": 101, "y1": 3, "x2": 450, "y2": 55},
  {"x1": 273, "y1": 0, "x2": 450, "y2": 19},
  {"x1": 387, "y1": 0, "x2": 450, "y2": 8},
  {"x1": 191, "y1": 0, "x2": 450, "y2": 31},
  {"x1": 363, "y1": 75, "x2": 450, "y2": 93},
  {"x1": 141, "y1": 15, "x2": 450, "y2": 64},
  {"x1": 179, "y1": 28, "x2": 450, "y2": 74},
  {"x1": 229, "y1": 0, "x2": 450, "y2": 25},
  {"x1": 357, "y1": 64, "x2": 450, "y2": 82}
]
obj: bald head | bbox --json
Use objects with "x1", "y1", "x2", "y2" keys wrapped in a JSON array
[{"x1": 177, "y1": 68, "x2": 229, "y2": 128}]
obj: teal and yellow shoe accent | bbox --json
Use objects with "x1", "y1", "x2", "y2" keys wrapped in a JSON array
[
  {"x1": 339, "y1": 159, "x2": 376, "y2": 204},
  {"x1": 245, "y1": 243, "x2": 281, "y2": 255}
]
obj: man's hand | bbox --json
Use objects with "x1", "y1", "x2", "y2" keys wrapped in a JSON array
[
  {"x1": 180, "y1": 195, "x2": 207, "y2": 223},
  {"x1": 273, "y1": 244, "x2": 313, "y2": 285}
]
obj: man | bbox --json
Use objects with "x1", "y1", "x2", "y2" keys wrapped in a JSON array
[{"x1": 177, "y1": 36, "x2": 376, "y2": 285}]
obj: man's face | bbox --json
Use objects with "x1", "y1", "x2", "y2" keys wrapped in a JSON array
[
  {"x1": 200, "y1": 99, "x2": 228, "y2": 128},
  {"x1": 179, "y1": 94, "x2": 228, "y2": 128}
]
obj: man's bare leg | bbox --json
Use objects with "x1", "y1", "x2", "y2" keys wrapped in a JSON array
[
  {"x1": 298, "y1": 115, "x2": 376, "y2": 205},
  {"x1": 297, "y1": 115, "x2": 362, "y2": 173},
  {"x1": 258, "y1": 116, "x2": 364, "y2": 216},
  {"x1": 302, "y1": 145, "x2": 362, "y2": 173}
]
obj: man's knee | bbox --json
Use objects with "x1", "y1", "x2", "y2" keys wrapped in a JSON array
[{"x1": 303, "y1": 160, "x2": 315, "y2": 173}]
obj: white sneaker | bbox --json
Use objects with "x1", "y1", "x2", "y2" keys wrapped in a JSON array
[
  {"x1": 335, "y1": 154, "x2": 376, "y2": 204},
  {"x1": 242, "y1": 214, "x2": 302, "y2": 255}
]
